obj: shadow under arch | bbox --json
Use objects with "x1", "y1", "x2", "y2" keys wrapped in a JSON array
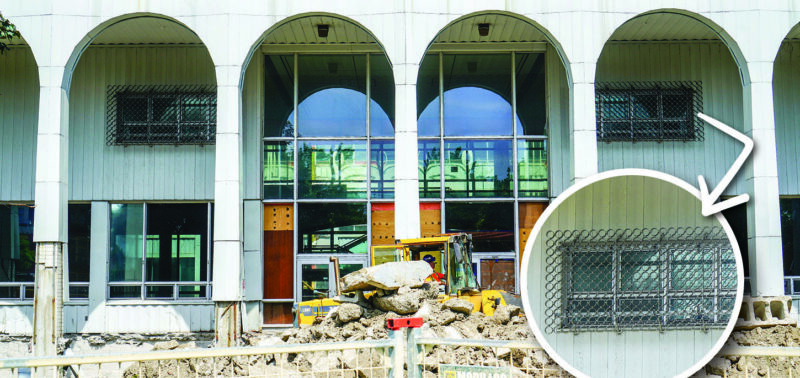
[
  {"x1": 419, "y1": 10, "x2": 573, "y2": 85},
  {"x1": 61, "y1": 12, "x2": 217, "y2": 93},
  {"x1": 597, "y1": 8, "x2": 751, "y2": 88},
  {"x1": 238, "y1": 12, "x2": 393, "y2": 91}
]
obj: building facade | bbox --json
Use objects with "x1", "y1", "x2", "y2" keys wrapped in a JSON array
[{"x1": 0, "y1": 0, "x2": 799, "y2": 351}]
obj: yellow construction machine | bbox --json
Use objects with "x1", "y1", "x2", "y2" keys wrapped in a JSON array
[{"x1": 295, "y1": 233, "x2": 520, "y2": 326}]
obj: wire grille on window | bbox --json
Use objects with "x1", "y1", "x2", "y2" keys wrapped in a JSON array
[
  {"x1": 544, "y1": 227, "x2": 736, "y2": 333},
  {"x1": 106, "y1": 85, "x2": 216, "y2": 145},
  {"x1": 595, "y1": 82, "x2": 703, "y2": 142}
]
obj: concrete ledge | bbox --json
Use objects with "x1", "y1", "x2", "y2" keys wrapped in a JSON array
[{"x1": 736, "y1": 295, "x2": 797, "y2": 329}]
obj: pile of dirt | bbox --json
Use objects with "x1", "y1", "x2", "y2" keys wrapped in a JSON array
[{"x1": 700, "y1": 326, "x2": 800, "y2": 377}]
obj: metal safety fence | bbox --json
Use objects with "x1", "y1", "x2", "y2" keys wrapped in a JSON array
[
  {"x1": 0, "y1": 339, "x2": 395, "y2": 378},
  {"x1": 408, "y1": 333, "x2": 567, "y2": 377},
  {"x1": 544, "y1": 227, "x2": 736, "y2": 333}
]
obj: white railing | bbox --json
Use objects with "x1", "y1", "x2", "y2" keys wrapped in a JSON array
[{"x1": 0, "y1": 339, "x2": 396, "y2": 377}]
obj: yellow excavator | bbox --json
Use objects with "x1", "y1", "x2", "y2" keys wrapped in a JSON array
[{"x1": 295, "y1": 233, "x2": 520, "y2": 326}]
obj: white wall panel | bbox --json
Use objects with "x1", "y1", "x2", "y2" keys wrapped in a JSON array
[
  {"x1": 0, "y1": 304, "x2": 33, "y2": 335},
  {"x1": 63, "y1": 304, "x2": 89, "y2": 333},
  {"x1": 0, "y1": 46, "x2": 38, "y2": 202},
  {"x1": 774, "y1": 40, "x2": 800, "y2": 195},
  {"x1": 596, "y1": 42, "x2": 747, "y2": 195},
  {"x1": 90, "y1": 303, "x2": 214, "y2": 333},
  {"x1": 68, "y1": 46, "x2": 216, "y2": 201},
  {"x1": 242, "y1": 53, "x2": 264, "y2": 200}
]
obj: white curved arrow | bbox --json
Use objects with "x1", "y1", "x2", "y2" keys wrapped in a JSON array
[{"x1": 696, "y1": 112, "x2": 754, "y2": 216}]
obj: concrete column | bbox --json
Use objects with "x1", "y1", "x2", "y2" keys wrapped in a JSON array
[
  {"x1": 32, "y1": 65, "x2": 69, "y2": 357},
  {"x1": 570, "y1": 62, "x2": 599, "y2": 183},
  {"x1": 212, "y1": 65, "x2": 244, "y2": 346},
  {"x1": 393, "y1": 63, "x2": 421, "y2": 239},
  {"x1": 744, "y1": 61, "x2": 785, "y2": 297}
]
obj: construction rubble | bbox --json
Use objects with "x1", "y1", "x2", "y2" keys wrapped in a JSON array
[{"x1": 122, "y1": 261, "x2": 561, "y2": 377}]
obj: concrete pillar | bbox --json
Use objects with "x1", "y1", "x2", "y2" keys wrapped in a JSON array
[
  {"x1": 212, "y1": 65, "x2": 244, "y2": 346},
  {"x1": 393, "y1": 62, "x2": 421, "y2": 239},
  {"x1": 570, "y1": 62, "x2": 599, "y2": 183},
  {"x1": 744, "y1": 61, "x2": 785, "y2": 297},
  {"x1": 32, "y1": 65, "x2": 69, "y2": 357}
]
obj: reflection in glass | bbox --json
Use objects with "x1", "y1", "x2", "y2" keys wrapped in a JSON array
[
  {"x1": 297, "y1": 55, "x2": 366, "y2": 137},
  {"x1": 264, "y1": 55, "x2": 294, "y2": 137},
  {"x1": 443, "y1": 54, "x2": 512, "y2": 136},
  {"x1": 444, "y1": 140, "x2": 513, "y2": 198},
  {"x1": 445, "y1": 202, "x2": 514, "y2": 252},
  {"x1": 370, "y1": 54, "x2": 395, "y2": 137},
  {"x1": 298, "y1": 203, "x2": 367, "y2": 254},
  {"x1": 371, "y1": 141, "x2": 394, "y2": 199},
  {"x1": 515, "y1": 53, "x2": 547, "y2": 136},
  {"x1": 263, "y1": 141, "x2": 294, "y2": 199},
  {"x1": 145, "y1": 204, "x2": 208, "y2": 288},
  {"x1": 109, "y1": 204, "x2": 143, "y2": 282},
  {"x1": 0, "y1": 205, "x2": 35, "y2": 290},
  {"x1": 301, "y1": 264, "x2": 329, "y2": 301},
  {"x1": 298, "y1": 141, "x2": 367, "y2": 199},
  {"x1": 518, "y1": 140, "x2": 548, "y2": 197},
  {"x1": 418, "y1": 140, "x2": 441, "y2": 198},
  {"x1": 68, "y1": 204, "x2": 91, "y2": 298},
  {"x1": 417, "y1": 55, "x2": 440, "y2": 137}
]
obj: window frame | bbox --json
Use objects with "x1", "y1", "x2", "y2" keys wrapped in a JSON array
[
  {"x1": 595, "y1": 81, "x2": 703, "y2": 142},
  {"x1": 106, "y1": 85, "x2": 217, "y2": 146},
  {"x1": 66, "y1": 202, "x2": 91, "y2": 302},
  {"x1": 106, "y1": 202, "x2": 213, "y2": 301},
  {"x1": 0, "y1": 203, "x2": 35, "y2": 301}
]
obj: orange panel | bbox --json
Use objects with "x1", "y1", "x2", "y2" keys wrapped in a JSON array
[
  {"x1": 371, "y1": 205, "x2": 395, "y2": 245},
  {"x1": 263, "y1": 303, "x2": 293, "y2": 325},
  {"x1": 420, "y1": 203, "x2": 442, "y2": 238},
  {"x1": 264, "y1": 204, "x2": 293, "y2": 231},
  {"x1": 518, "y1": 202, "x2": 547, "y2": 265},
  {"x1": 480, "y1": 259, "x2": 515, "y2": 293}
]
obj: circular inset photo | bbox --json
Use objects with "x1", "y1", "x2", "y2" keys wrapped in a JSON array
[{"x1": 521, "y1": 169, "x2": 744, "y2": 378}]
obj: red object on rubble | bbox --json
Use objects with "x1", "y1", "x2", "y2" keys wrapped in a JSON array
[{"x1": 386, "y1": 317, "x2": 424, "y2": 330}]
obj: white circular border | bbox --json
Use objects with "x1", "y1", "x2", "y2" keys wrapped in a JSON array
[{"x1": 520, "y1": 168, "x2": 745, "y2": 378}]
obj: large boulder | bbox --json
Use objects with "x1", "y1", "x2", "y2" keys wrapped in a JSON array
[
  {"x1": 443, "y1": 298, "x2": 474, "y2": 314},
  {"x1": 371, "y1": 287, "x2": 424, "y2": 314},
  {"x1": 342, "y1": 261, "x2": 432, "y2": 292},
  {"x1": 492, "y1": 304, "x2": 521, "y2": 325},
  {"x1": 336, "y1": 303, "x2": 364, "y2": 323}
]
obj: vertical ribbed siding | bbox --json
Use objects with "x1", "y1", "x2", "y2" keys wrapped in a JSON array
[
  {"x1": 243, "y1": 53, "x2": 264, "y2": 200},
  {"x1": 774, "y1": 40, "x2": 800, "y2": 195},
  {"x1": 68, "y1": 46, "x2": 216, "y2": 201},
  {"x1": 546, "y1": 46, "x2": 571, "y2": 197},
  {"x1": 596, "y1": 42, "x2": 746, "y2": 195},
  {"x1": 0, "y1": 46, "x2": 39, "y2": 202}
]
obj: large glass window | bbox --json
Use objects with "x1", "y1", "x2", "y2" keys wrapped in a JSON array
[
  {"x1": 780, "y1": 199, "x2": 800, "y2": 296},
  {"x1": 0, "y1": 205, "x2": 35, "y2": 300},
  {"x1": 108, "y1": 203, "x2": 212, "y2": 300},
  {"x1": 298, "y1": 203, "x2": 367, "y2": 254},
  {"x1": 298, "y1": 141, "x2": 367, "y2": 199},
  {"x1": 417, "y1": 50, "x2": 549, "y2": 294},
  {"x1": 68, "y1": 204, "x2": 91, "y2": 299}
]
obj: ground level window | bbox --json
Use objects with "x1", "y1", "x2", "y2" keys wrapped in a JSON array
[
  {"x1": 780, "y1": 198, "x2": 800, "y2": 296},
  {"x1": 545, "y1": 227, "x2": 735, "y2": 333},
  {"x1": 108, "y1": 203, "x2": 212, "y2": 300},
  {"x1": 68, "y1": 204, "x2": 91, "y2": 299},
  {"x1": 0, "y1": 204, "x2": 34, "y2": 300},
  {"x1": 297, "y1": 203, "x2": 367, "y2": 254}
]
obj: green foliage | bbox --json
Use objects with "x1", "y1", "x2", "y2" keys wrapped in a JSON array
[{"x1": 0, "y1": 12, "x2": 21, "y2": 54}]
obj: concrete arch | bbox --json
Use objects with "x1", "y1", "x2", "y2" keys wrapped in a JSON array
[
  {"x1": 418, "y1": 10, "x2": 573, "y2": 84},
  {"x1": 239, "y1": 12, "x2": 393, "y2": 91},
  {"x1": 598, "y1": 8, "x2": 751, "y2": 88},
  {"x1": 61, "y1": 12, "x2": 216, "y2": 93}
]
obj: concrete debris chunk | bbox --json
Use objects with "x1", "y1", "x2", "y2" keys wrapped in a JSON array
[
  {"x1": 492, "y1": 304, "x2": 521, "y2": 325},
  {"x1": 342, "y1": 261, "x2": 432, "y2": 292},
  {"x1": 443, "y1": 298, "x2": 474, "y2": 314},
  {"x1": 153, "y1": 340, "x2": 179, "y2": 351},
  {"x1": 371, "y1": 287, "x2": 424, "y2": 314},
  {"x1": 336, "y1": 303, "x2": 364, "y2": 323}
]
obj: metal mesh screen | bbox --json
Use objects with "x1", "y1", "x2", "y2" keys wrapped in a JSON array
[
  {"x1": 544, "y1": 227, "x2": 736, "y2": 333},
  {"x1": 595, "y1": 82, "x2": 703, "y2": 142},
  {"x1": 106, "y1": 85, "x2": 216, "y2": 145}
]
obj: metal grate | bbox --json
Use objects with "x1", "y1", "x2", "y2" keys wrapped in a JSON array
[
  {"x1": 544, "y1": 227, "x2": 736, "y2": 333},
  {"x1": 106, "y1": 85, "x2": 216, "y2": 145},
  {"x1": 595, "y1": 82, "x2": 703, "y2": 142}
]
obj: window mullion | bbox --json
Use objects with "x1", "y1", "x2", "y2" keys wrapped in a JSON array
[{"x1": 141, "y1": 203, "x2": 148, "y2": 300}]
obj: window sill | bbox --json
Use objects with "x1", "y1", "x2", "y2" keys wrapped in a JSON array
[
  {"x1": 105, "y1": 299, "x2": 214, "y2": 306},
  {"x1": 0, "y1": 301, "x2": 33, "y2": 306}
]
